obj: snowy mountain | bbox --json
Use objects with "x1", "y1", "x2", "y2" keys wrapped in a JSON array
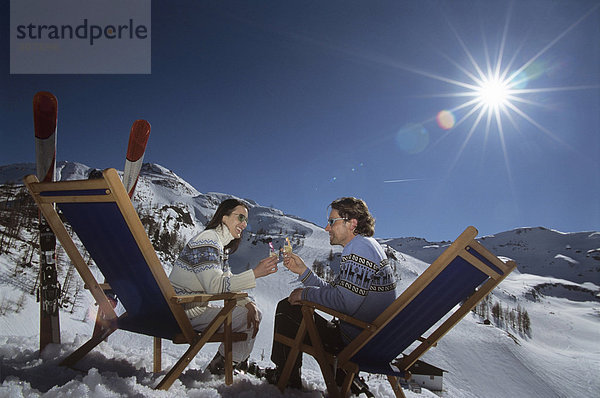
[{"x1": 0, "y1": 162, "x2": 598, "y2": 398}]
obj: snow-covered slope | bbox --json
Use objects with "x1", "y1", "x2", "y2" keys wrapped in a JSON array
[
  {"x1": 382, "y1": 227, "x2": 600, "y2": 284},
  {"x1": 0, "y1": 162, "x2": 598, "y2": 397}
]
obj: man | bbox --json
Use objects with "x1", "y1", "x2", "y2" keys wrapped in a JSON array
[{"x1": 267, "y1": 197, "x2": 397, "y2": 393}]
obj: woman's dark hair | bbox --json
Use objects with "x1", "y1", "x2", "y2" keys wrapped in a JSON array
[
  {"x1": 329, "y1": 197, "x2": 375, "y2": 237},
  {"x1": 205, "y1": 198, "x2": 248, "y2": 253}
]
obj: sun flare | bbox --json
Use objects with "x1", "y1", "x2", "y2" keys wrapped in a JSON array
[
  {"x1": 476, "y1": 76, "x2": 510, "y2": 109},
  {"x1": 392, "y1": 3, "x2": 600, "y2": 190}
]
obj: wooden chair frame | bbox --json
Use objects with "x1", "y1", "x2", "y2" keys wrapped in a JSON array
[
  {"x1": 274, "y1": 226, "x2": 517, "y2": 397},
  {"x1": 24, "y1": 168, "x2": 248, "y2": 389}
]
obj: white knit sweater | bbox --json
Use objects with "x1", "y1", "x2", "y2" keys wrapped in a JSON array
[{"x1": 168, "y1": 224, "x2": 255, "y2": 319}]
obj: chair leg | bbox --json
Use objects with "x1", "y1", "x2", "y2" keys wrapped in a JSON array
[
  {"x1": 156, "y1": 301, "x2": 236, "y2": 390},
  {"x1": 277, "y1": 319, "x2": 307, "y2": 392},
  {"x1": 338, "y1": 369, "x2": 355, "y2": 397},
  {"x1": 224, "y1": 312, "x2": 233, "y2": 385},
  {"x1": 387, "y1": 375, "x2": 407, "y2": 398},
  {"x1": 91, "y1": 309, "x2": 104, "y2": 338},
  {"x1": 153, "y1": 337, "x2": 162, "y2": 373},
  {"x1": 60, "y1": 324, "x2": 117, "y2": 367},
  {"x1": 301, "y1": 306, "x2": 341, "y2": 398},
  {"x1": 156, "y1": 336, "x2": 206, "y2": 390},
  {"x1": 91, "y1": 288, "x2": 117, "y2": 338}
]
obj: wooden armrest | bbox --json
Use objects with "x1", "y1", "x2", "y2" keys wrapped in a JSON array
[
  {"x1": 172, "y1": 332, "x2": 248, "y2": 344},
  {"x1": 84, "y1": 283, "x2": 111, "y2": 291},
  {"x1": 299, "y1": 300, "x2": 374, "y2": 331},
  {"x1": 171, "y1": 292, "x2": 248, "y2": 304},
  {"x1": 417, "y1": 336, "x2": 437, "y2": 347}
]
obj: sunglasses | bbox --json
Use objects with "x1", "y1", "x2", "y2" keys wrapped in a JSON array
[
  {"x1": 233, "y1": 213, "x2": 248, "y2": 223},
  {"x1": 327, "y1": 217, "x2": 347, "y2": 227}
]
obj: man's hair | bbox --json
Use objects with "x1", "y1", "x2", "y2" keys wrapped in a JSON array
[{"x1": 329, "y1": 197, "x2": 375, "y2": 237}]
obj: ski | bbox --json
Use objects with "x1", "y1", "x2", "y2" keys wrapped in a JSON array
[
  {"x1": 33, "y1": 91, "x2": 60, "y2": 352},
  {"x1": 123, "y1": 119, "x2": 151, "y2": 198}
]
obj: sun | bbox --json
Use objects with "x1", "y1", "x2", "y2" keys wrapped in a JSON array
[
  {"x1": 476, "y1": 76, "x2": 511, "y2": 109},
  {"x1": 394, "y1": 3, "x2": 600, "y2": 190},
  {"x1": 412, "y1": 3, "x2": 599, "y2": 151}
]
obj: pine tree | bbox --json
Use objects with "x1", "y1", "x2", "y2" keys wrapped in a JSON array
[
  {"x1": 491, "y1": 302, "x2": 502, "y2": 326},
  {"x1": 70, "y1": 280, "x2": 83, "y2": 314},
  {"x1": 478, "y1": 295, "x2": 490, "y2": 320},
  {"x1": 15, "y1": 292, "x2": 26, "y2": 313},
  {"x1": 508, "y1": 309, "x2": 516, "y2": 329},
  {"x1": 522, "y1": 310, "x2": 531, "y2": 337},
  {"x1": 0, "y1": 294, "x2": 9, "y2": 315},
  {"x1": 21, "y1": 239, "x2": 36, "y2": 268},
  {"x1": 312, "y1": 260, "x2": 324, "y2": 278}
]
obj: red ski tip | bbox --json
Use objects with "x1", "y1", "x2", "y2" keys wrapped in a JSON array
[
  {"x1": 126, "y1": 120, "x2": 151, "y2": 161},
  {"x1": 33, "y1": 91, "x2": 58, "y2": 140}
]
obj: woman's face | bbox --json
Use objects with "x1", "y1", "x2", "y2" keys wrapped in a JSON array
[{"x1": 222, "y1": 205, "x2": 248, "y2": 239}]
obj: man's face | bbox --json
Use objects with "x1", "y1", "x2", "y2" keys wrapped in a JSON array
[{"x1": 325, "y1": 209, "x2": 354, "y2": 247}]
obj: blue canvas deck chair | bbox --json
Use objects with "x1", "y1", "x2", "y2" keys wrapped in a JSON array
[
  {"x1": 274, "y1": 226, "x2": 516, "y2": 397},
  {"x1": 24, "y1": 168, "x2": 248, "y2": 390}
]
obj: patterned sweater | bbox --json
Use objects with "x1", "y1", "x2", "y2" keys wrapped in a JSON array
[
  {"x1": 168, "y1": 224, "x2": 255, "y2": 319},
  {"x1": 300, "y1": 234, "x2": 397, "y2": 342}
]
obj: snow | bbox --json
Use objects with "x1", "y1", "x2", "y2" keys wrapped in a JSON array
[
  {"x1": 1, "y1": 162, "x2": 599, "y2": 397},
  {"x1": 554, "y1": 254, "x2": 578, "y2": 265}
]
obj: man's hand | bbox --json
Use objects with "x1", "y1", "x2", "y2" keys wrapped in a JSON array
[
  {"x1": 245, "y1": 302, "x2": 260, "y2": 338},
  {"x1": 288, "y1": 288, "x2": 303, "y2": 305},
  {"x1": 253, "y1": 255, "x2": 278, "y2": 278},
  {"x1": 283, "y1": 252, "x2": 308, "y2": 275}
]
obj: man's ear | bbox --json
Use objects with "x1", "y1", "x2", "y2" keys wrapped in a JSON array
[{"x1": 349, "y1": 218, "x2": 358, "y2": 233}]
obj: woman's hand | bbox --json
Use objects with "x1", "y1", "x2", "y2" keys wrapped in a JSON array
[
  {"x1": 252, "y1": 255, "x2": 278, "y2": 278},
  {"x1": 245, "y1": 302, "x2": 261, "y2": 338},
  {"x1": 283, "y1": 252, "x2": 307, "y2": 275}
]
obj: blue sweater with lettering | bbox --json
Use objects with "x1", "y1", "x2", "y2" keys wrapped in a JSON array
[{"x1": 300, "y1": 234, "x2": 397, "y2": 343}]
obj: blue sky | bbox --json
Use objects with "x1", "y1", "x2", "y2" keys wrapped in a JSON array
[{"x1": 2, "y1": 0, "x2": 599, "y2": 241}]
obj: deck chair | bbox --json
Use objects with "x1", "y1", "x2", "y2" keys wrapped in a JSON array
[
  {"x1": 274, "y1": 226, "x2": 517, "y2": 397},
  {"x1": 24, "y1": 168, "x2": 248, "y2": 390}
]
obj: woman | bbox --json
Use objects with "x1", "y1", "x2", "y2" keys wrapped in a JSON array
[{"x1": 168, "y1": 198, "x2": 278, "y2": 374}]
